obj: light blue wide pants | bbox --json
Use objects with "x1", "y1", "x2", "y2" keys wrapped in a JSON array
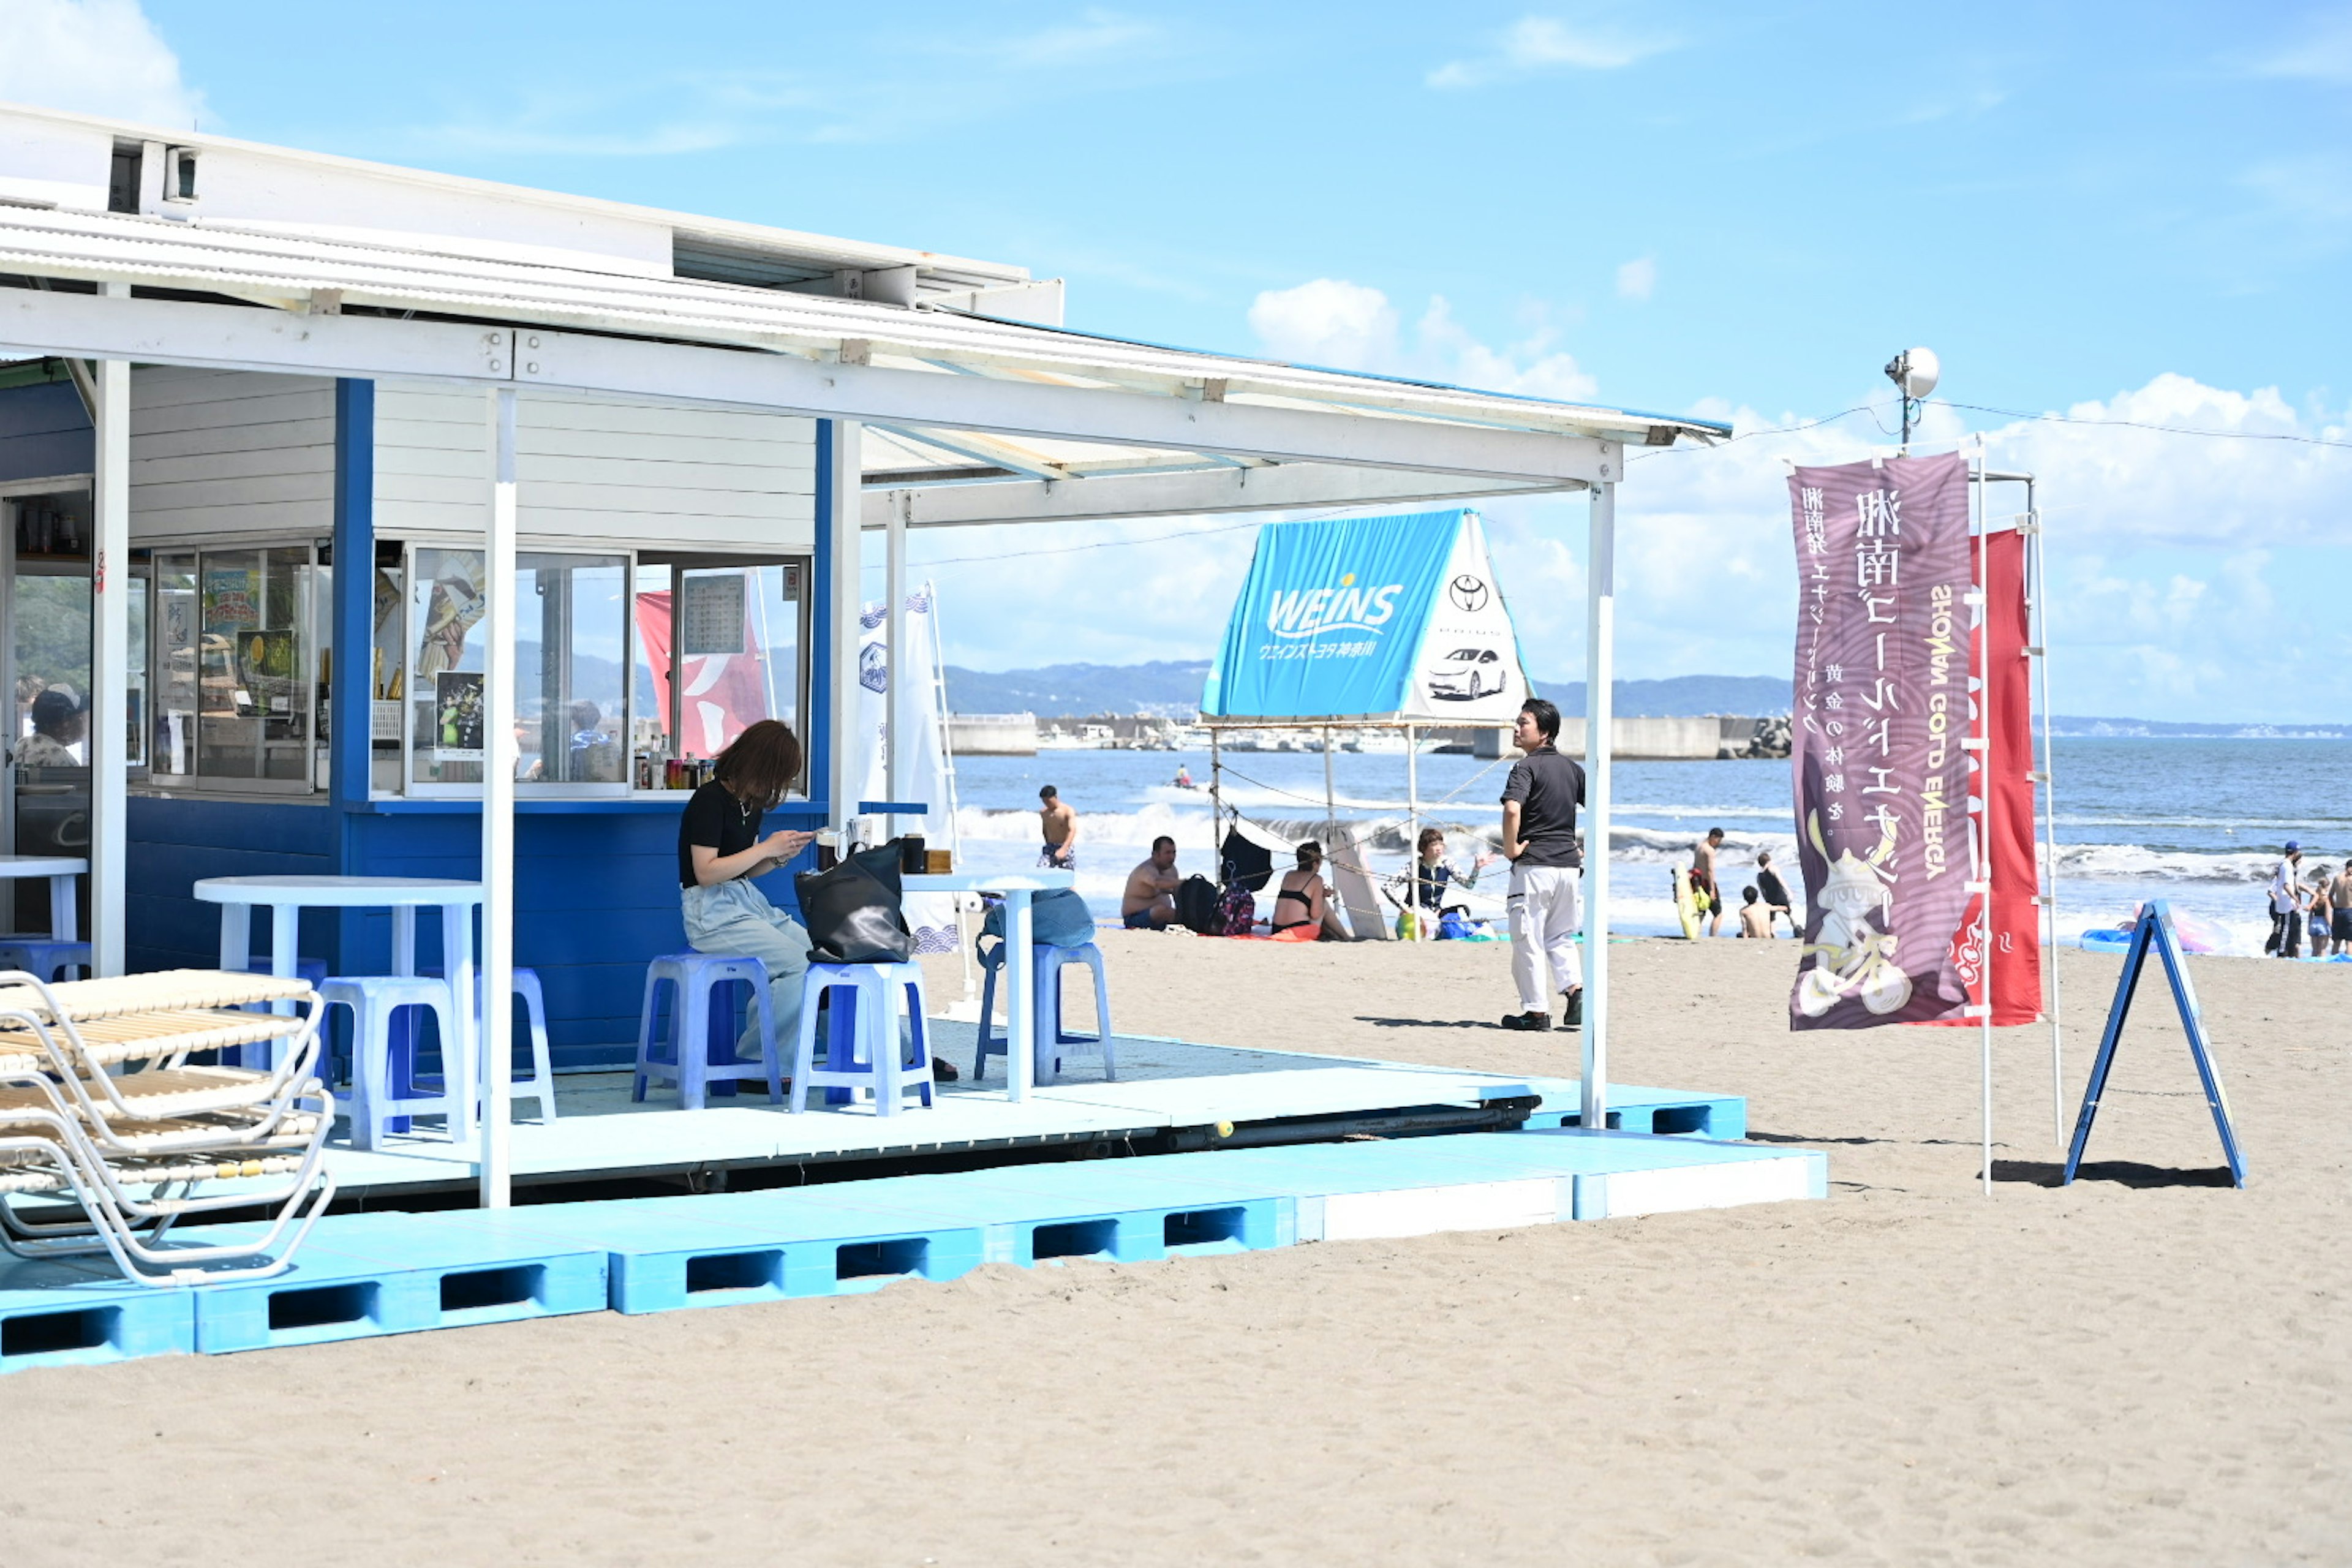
[{"x1": 682, "y1": 878, "x2": 811, "y2": 1057}]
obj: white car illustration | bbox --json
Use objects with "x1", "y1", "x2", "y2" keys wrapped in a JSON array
[{"x1": 1427, "y1": 646, "x2": 1506, "y2": 701}]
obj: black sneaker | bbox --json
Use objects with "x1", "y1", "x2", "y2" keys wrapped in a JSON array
[
  {"x1": 1561, "y1": 989, "x2": 1583, "y2": 1030},
  {"x1": 932, "y1": 1057, "x2": 959, "y2": 1082},
  {"x1": 1499, "y1": 1011, "x2": 1552, "y2": 1031}
]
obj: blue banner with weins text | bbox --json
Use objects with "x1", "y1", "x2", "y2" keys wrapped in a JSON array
[{"x1": 1201, "y1": 510, "x2": 1462, "y2": 719}]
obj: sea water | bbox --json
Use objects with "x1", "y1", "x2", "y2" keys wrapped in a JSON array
[
  {"x1": 937, "y1": 736, "x2": 2350, "y2": 957},
  {"x1": 936, "y1": 738, "x2": 2352, "y2": 959}
]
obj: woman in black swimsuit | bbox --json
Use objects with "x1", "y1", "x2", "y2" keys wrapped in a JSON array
[{"x1": 1272, "y1": 842, "x2": 1340, "y2": 939}]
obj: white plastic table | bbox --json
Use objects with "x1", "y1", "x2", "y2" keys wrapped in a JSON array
[
  {"x1": 0, "y1": 854, "x2": 84, "y2": 943},
  {"x1": 903, "y1": 869, "x2": 1074, "y2": 1104},
  {"x1": 191, "y1": 875, "x2": 484, "y2": 1135}
]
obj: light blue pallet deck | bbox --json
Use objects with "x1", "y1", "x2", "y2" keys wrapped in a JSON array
[
  {"x1": 0, "y1": 1256, "x2": 197, "y2": 1370},
  {"x1": 159, "y1": 1217, "x2": 608, "y2": 1354},
  {"x1": 0, "y1": 1124, "x2": 1824, "y2": 1369},
  {"x1": 301, "y1": 1054, "x2": 1742, "y2": 1199}
]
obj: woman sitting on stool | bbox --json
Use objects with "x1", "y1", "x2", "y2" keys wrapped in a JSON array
[
  {"x1": 1270, "y1": 841, "x2": 1349, "y2": 941},
  {"x1": 678, "y1": 721, "x2": 818, "y2": 1066}
]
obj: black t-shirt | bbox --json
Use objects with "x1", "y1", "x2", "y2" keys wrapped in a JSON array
[
  {"x1": 1501, "y1": 745, "x2": 1585, "y2": 869},
  {"x1": 678, "y1": 780, "x2": 763, "y2": 889},
  {"x1": 1758, "y1": 868, "x2": 1791, "y2": 909}
]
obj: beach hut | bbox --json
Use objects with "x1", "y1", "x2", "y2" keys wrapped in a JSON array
[{"x1": 0, "y1": 99, "x2": 1728, "y2": 1204}]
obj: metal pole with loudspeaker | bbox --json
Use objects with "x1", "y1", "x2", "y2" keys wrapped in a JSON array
[{"x1": 1884, "y1": 347, "x2": 1940, "y2": 453}]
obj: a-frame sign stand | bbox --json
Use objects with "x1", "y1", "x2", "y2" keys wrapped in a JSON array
[{"x1": 2064, "y1": 900, "x2": 2245, "y2": 1187}]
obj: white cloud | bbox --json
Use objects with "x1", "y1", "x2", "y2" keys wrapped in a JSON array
[
  {"x1": 1594, "y1": 375, "x2": 2352, "y2": 718},
  {"x1": 0, "y1": 0, "x2": 202, "y2": 128},
  {"x1": 987, "y1": 9, "x2": 1164, "y2": 69},
  {"x1": 1250, "y1": 278, "x2": 1597, "y2": 399},
  {"x1": 2248, "y1": 9, "x2": 2352, "y2": 84},
  {"x1": 1246, "y1": 279, "x2": 1400, "y2": 371},
  {"x1": 1430, "y1": 14, "x2": 1677, "y2": 89},
  {"x1": 1615, "y1": 257, "x2": 1656, "y2": 301}
]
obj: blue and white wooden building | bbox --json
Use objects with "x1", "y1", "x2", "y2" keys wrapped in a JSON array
[{"x1": 0, "y1": 99, "x2": 1731, "y2": 1206}]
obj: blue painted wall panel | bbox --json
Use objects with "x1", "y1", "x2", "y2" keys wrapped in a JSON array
[{"x1": 0, "y1": 381, "x2": 94, "y2": 483}]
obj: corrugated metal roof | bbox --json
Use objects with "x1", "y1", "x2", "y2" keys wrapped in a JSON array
[{"x1": 0, "y1": 205, "x2": 1728, "y2": 448}]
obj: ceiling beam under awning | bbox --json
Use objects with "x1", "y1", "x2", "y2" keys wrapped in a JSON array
[
  {"x1": 860, "y1": 461, "x2": 1571, "y2": 529},
  {"x1": 0, "y1": 291, "x2": 1624, "y2": 486}
]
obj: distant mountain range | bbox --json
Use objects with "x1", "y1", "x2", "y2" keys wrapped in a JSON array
[
  {"x1": 941, "y1": 661, "x2": 2350, "y2": 733},
  {"x1": 943, "y1": 661, "x2": 1216, "y2": 719}
]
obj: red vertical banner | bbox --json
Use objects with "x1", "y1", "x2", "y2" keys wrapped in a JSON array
[
  {"x1": 1786, "y1": 454, "x2": 1977, "y2": 1028},
  {"x1": 1947, "y1": 529, "x2": 2044, "y2": 1023}
]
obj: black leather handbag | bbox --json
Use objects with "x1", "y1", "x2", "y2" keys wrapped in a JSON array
[{"x1": 793, "y1": 843, "x2": 913, "y2": 964}]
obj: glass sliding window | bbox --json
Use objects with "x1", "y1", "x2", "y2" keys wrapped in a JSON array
[
  {"x1": 631, "y1": 558, "x2": 807, "y2": 793},
  {"x1": 407, "y1": 546, "x2": 627, "y2": 790},
  {"x1": 629, "y1": 562, "x2": 671, "y2": 783},
  {"x1": 409, "y1": 546, "x2": 488, "y2": 787},
  {"x1": 125, "y1": 571, "x2": 147, "y2": 769},
  {"x1": 151, "y1": 552, "x2": 196, "y2": 777},
  {"x1": 369, "y1": 548, "x2": 406, "y2": 793},
  {"x1": 519, "y1": 553, "x2": 626, "y2": 785},
  {"x1": 666, "y1": 563, "x2": 805, "y2": 770},
  {"x1": 197, "y1": 546, "x2": 312, "y2": 782}
]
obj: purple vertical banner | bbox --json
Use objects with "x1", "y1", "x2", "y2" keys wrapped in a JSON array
[{"x1": 1786, "y1": 453, "x2": 1975, "y2": 1029}]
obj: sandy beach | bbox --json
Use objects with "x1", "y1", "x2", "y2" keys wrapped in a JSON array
[{"x1": 1, "y1": 934, "x2": 2343, "y2": 1566}]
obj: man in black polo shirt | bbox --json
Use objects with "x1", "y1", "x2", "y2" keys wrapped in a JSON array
[{"x1": 1499, "y1": 697, "x2": 1587, "y2": 1031}]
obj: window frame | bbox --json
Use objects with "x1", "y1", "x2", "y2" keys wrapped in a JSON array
[
  {"x1": 140, "y1": 539, "x2": 321, "y2": 797},
  {"x1": 383, "y1": 540, "x2": 811, "y2": 803}
]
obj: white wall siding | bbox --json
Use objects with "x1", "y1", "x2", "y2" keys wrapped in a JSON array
[
  {"x1": 373, "y1": 383, "x2": 815, "y2": 549},
  {"x1": 130, "y1": 368, "x2": 336, "y2": 540}
]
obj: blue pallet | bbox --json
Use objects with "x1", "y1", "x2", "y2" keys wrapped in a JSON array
[
  {"x1": 1517, "y1": 1080, "x2": 1747, "y2": 1139},
  {"x1": 0, "y1": 1256, "x2": 196, "y2": 1370},
  {"x1": 181, "y1": 1215, "x2": 607, "y2": 1354},
  {"x1": 386, "y1": 1201, "x2": 989, "y2": 1314},
  {"x1": 734, "y1": 1179, "x2": 1286, "y2": 1267}
]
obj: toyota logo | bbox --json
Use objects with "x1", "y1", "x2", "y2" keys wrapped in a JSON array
[{"x1": 1448, "y1": 574, "x2": 1490, "y2": 612}]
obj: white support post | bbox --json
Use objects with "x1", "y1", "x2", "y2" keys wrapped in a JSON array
[
  {"x1": 885, "y1": 486, "x2": 907, "y2": 810},
  {"x1": 1405, "y1": 724, "x2": 1423, "y2": 940},
  {"x1": 827, "y1": 421, "x2": 863, "y2": 835},
  {"x1": 479, "y1": 386, "x2": 517, "y2": 1209},
  {"x1": 1581, "y1": 480, "x2": 1616, "y2": 1133},
  {"x1": 89, "y1": 322, "x2": 129, "y2": 977}
]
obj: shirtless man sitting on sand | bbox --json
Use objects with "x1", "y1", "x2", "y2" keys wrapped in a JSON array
[
  {"x1": 1122, "y1": 836, "x2": 1181, "y2": 929},
  {"x1": 1038, "y1": 784, "x2": 1078, "y2": 869}
]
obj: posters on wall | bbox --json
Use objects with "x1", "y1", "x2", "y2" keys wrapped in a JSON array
[
  {"x1": 434, "y1": 670, "x2": 484, "y2": 762},
  {"x1": 1785, "y1": 453, "x2": 1977, "y2": 1029}
]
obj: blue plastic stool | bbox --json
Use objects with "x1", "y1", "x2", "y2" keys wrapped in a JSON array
[
  {"x1": 791, "y1": 962, "x2": 934, "y2": 1117},
  {"x1": 0, "y1": 939, "x2": 93, "y2": 983},
  {"x1": 974, "y1": 941, "x2": 1116, "y2": 1085},
  {"x1": 633, "y1": 953, "x2": 782, "y2": 1110},
  {"x1": 320, "y1": 974, "x2": 465, "y2": 1151},
  {"x1": 426, "y1": 966, "x2": 560, "y2": 1127}
]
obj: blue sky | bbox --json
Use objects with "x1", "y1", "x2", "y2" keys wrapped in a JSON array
[{"x1": 7, "y1": 1, "x2": 2350, "y2": 718}]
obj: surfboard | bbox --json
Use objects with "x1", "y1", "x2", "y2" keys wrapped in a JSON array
[{"x1": 1672, "y1": 867, "x2": 1702, "y2": 940}]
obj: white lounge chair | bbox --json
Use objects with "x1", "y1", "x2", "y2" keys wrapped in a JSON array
[{"x1": 0, "y1": 969, "x2": 338, "y2": 1285}]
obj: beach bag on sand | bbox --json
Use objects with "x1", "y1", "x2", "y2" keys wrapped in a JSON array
[
  {"x1": 794, "y1": 845, "x2": 911, "y2": 964},
  {"x1": 1175, "y1": 875, "x2": 1223, "y2": 935},
  {"x1": 974, "y1": 889, "x2": 1096, "y2": 970},
  {"x1": 1218, "y1": 883, "x2": 1256, "y2": 936}
]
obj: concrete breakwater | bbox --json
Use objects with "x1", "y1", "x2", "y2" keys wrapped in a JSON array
[{"x1": 947, "y1": 712, "x2": 1792, "y2": 761}]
